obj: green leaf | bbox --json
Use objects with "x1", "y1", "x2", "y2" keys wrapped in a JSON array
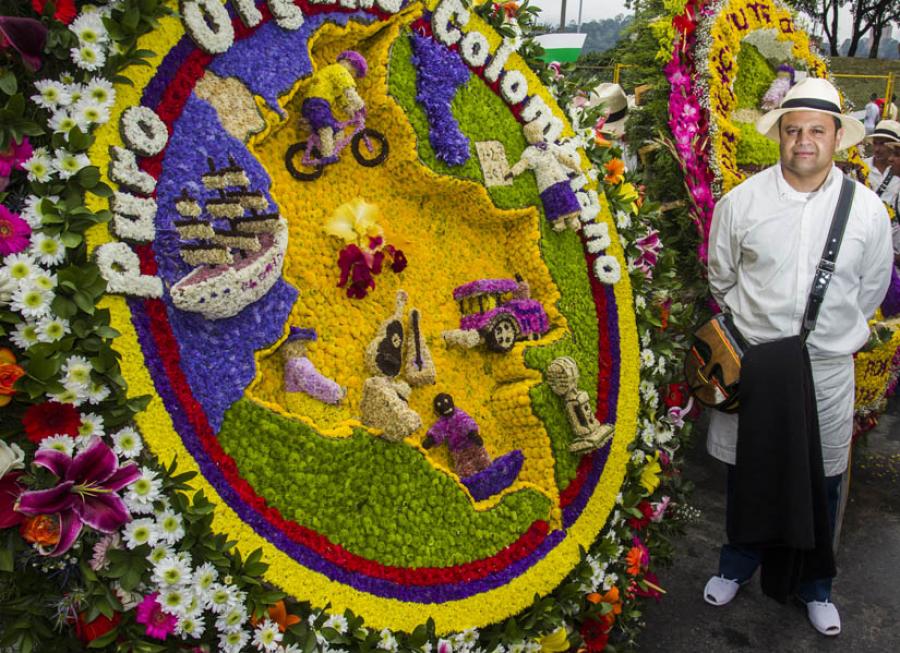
[
  {"x1": 0, "y1": 72, "x2": 17, "y2": 95},
  {"x1": 60, "y1": 231, "x2": 84, "y2": 248},
  {"x1": 0, "y1": 545, "x2": 13, "y2": 572}
]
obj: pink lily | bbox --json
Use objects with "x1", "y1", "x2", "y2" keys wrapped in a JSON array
[
  {"x1": 16, "y1": 438, "x2": 141, "y2": 556},
  {"x1": 0, "y1": 16, "x2": 47, "y2": 72},
  {"x1": 633, "y1": 229, "x2": 662, "y2": 278}
]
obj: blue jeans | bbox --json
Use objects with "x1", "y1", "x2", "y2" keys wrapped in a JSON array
[{"x1": 719, "y1": 464, "x2": 842, "y2": 602}]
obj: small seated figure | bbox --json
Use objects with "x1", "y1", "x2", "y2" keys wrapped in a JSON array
[
  {"x1": 546, "y1": 356, "x2": 614, "y2": 453},
  {"x1": 507, "y1": 121, "x2": 583, "y2": 232},
  {"x1": 281, "y1": 326, "x2": 345, "y2": 404},
  {"x1": 301, "y1": 50, "x2": 368, "y2": 162},
  {"x1": 359, "y1": 291, "x2": 423, "y2": 442},
  {"x1": 423, "y1": 393, "x2": 491, "y2": 478}
]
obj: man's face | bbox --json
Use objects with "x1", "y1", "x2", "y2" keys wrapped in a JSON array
[
  {"x1": 871, "y1": 137, "x2": 892, "y2": 164},
  {"x1": 778, "y1": 111, "x2": 842, "y2": 185},
  {"x1": 889, "y1": 146, "x2": 900, "y2": 176}
]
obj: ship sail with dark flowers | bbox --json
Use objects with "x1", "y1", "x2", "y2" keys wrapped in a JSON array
[{"x1": 169, "y1": 156, "x2": 288, "y2": 320}]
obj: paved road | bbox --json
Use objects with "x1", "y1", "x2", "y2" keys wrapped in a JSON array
[{"x1": 637, "y1": 396, "x2": 900, "y2": 651}]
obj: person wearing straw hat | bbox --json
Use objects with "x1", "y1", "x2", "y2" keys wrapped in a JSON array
[
  {"x1": 862, "y1": 119, "x2": 900, "y2": 208},
  {"x1": 587, "y1": 82, "x2": 638, "y2": 170},
  {"x1": 702, "y1": 77, "x2": 893, "y2": 636}
]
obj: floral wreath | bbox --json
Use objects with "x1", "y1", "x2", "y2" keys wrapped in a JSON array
[{"x1": 0, "y1": 1, "x2": 697, "y2": 652}]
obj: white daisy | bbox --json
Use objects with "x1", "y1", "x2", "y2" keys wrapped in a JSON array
[
  {"x1": 21, "y1": 147, "x2": 54, "y2": 183},
  {"x1": 20, "y1": 195, "x2": 59, "y2": 229},
  {"x1": 30, "y1": 270, "x2": 57, "y2": 291},
  {"x1": 323, "y1": 614, "x2": 348, "y2": 634},
  {"x1": 66, "y1": 83, "x2": 84, "y2": 105},
  {"x1": 11, "y1": 286, "x2": 52, "y2": 319},
  {"x1": 176, "y1": 613, "x2": 206, "y2": 638},
  {"x1": 71, "y1": 44, "x2": 107, "y2": 71},
  {"x1": 86, "y1": 381, "x2": 111, "y2": 404},
  {"x1": 73, "y1": 98, "x2": 110, "y2": 126},
  {"x1": 29, "y1": 233, "x2": 66, "y2": 267},
  {"x1": 194, "y1": 562, "x2": 218, "y2": 592},
  {"x1": 3, "y1": 252, "x2": 37, "y2": 282},
  {"x1": 122, "y1": 517, "x2": 159, "y2": 549},
  {"x1": 206, "y1": 583, "x2": 239, "y2": 614},
  {"x1": 147, "y1": 543, "x2": 174, "y2": 566},
  {"x1": 38, "y1": 435, "x2": 76, "y2": 456},
  {"x1": 48, "y1": 109, "x2": 87, "y2": 135},
  {"x1": 31, "y1": 80, "x2": 72, "y2": 110},
  {"x1": 124, "y1": 467, "x2": 163, "y2": 514},
  {"x1": 52, "y1": 148, "x2": 90, "y2": 179},
  {"x1": 216, "y1": 606, "x2": 248, "y2": 633},
  {"x1": 220, "y1": 630, "x2": 250, "y2": 653},
  {"x1": 252, "y1": 619, "x2": 283, "y2": 652},
  {"x1": 158, "y1": 587, "x2": 190, "y2": 617},
  {"x1": 155, "y1": 509, "x2": 185, "y2": 546},
  {"x1": 152, "y1": 554, "x2": 193, "y2": 589},
  {"x1": 639, "y1": 348, "x2": 656, "y2": 370},
  {"x1": 77, "y1": 412, "x2": 104, "y2": 439},
  {"x1": 111, "y1": 427, "x2": 143, "y2": 458},
  {"x1": 62, "y1": 355, "x2": 93, "y2": 391},
  {"x1": 378, "y1": 628, "x2": 399, "y2": 653},
  {"x1": 48, "y1": 387, "x2": 83, "y2": 406},
  {"x1": 37, "y1": 315, "x2": 70, "y2": 342},
  {"x1": 84, "y1": 79, "x2": 115, "y2": 107},
  {"x1": 283, "y1": 646, "x2": 303, "y2": 653},
  {"x1": 70, "y1": 13, "x2": 108, "y2": 45},
  {"x1": 0, "y1": 270, "x2": 13, "y2": 307}
]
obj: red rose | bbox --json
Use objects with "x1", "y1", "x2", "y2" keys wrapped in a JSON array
[
  {"x1": 31, "y1": 0, "x2": 77, "y2": 25},
  {"x1": 663, "y1": 382, "x2": 687, "y2": 409},
  {"x1": 74, "y1": 610, "x2": 121, "y2": 644},
  {"x1": 22, "y1": 401, "x2": 81, "y2": 443},
  {"x1": 627, "y1": 499, "x2": 654, "y2": 530},
  {"x1": 19, "y1": 513, "x2": 60, "y2": 548}
]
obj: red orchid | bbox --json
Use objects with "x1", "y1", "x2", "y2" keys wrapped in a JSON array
[{"x1": 16, "y1": 438, "x2": 141, "y2": 556}]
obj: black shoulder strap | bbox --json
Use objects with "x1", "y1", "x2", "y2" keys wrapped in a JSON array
[
  {"x1": 801, "y1": 175, "x2": 855, "y2": 341},
  {"x1": 876, "y1": 169, "x2": 894, "y2": 196}
]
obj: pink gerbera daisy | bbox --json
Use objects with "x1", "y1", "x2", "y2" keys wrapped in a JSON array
[
  {"x1": 135, "y1": 593, "x2": 177, "y2": 641},
  {"x1": 0, "y1": 206, "x2": 32, "y2": 256},
  {"x1": 0, "y1": 137, "x2": 33, "y2": 177}
]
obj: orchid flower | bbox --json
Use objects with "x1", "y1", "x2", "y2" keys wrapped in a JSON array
[{"x1": 16, "y1": 437, "x2": 141, "y2": 556}]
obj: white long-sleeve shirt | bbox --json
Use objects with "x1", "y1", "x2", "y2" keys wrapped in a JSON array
[
  {"x1": 708, "y1": 164, "x2": 892, "y2": 360},
  {"x1": 707, "y1": 163, "x2": 892, "y2": 475},
  {"x1": 862, "y1": 156, "x2": 900, "y2": 208}
]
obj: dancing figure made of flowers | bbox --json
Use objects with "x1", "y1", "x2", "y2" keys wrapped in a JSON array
[
  {"x1": 301, "y1": 50, "x2": 367, "y2": 162},
  {"x1": 423, "y1": 393, "x2": 491, "y2": 479},
  {"x1": 280, "y1": 326, "x2": 346, "y2": 404},
  {"x1": 545, "y1": 356, "x2": 613, "y2": 453},
  {"x1": 507, "y1": 121, "x2": 583, "y2": 232}
]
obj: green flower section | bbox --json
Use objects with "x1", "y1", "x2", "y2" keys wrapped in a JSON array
[
  {"x1": 217, "y1": 398, "x2": 552, "y2": 567},
  {"x1": 733, "y1": 43, "x2": 775, "y2": 110},
  {"x1": 387, "y1": 32, "x2": 599, "y2": 492},
  {"x1": 735, "y1": 120, "x2": 779, "y2": 167}
]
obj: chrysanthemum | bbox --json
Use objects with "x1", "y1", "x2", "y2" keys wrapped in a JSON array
[
  {"x1": 48, "y1": 387, "x2": 82, "y2": 406},
  {"x1": 73, "y1": 98, "x2": 110, "y2": 126},
  {"x1": 37, "y1": 434, "x2": 75, "y2": 456},
  {"x1": 10, "y1": 285, "x2": 52, "y2": 319},
  {"x1": 124, "y1": 467, "x2": 163, "y2": 514},
  {"x1": 155, "y1": 509, "x2": 185, "y2": 546},
  {"x1": 62, "y1": 355, "x2": 92, "y2": 390},
  {"x1": 66, "y1": 82, "x2": 84, "y2": 105},
  {"x1": 206, "y1": 583, "x2": 239, "y2": 614},
  {"x1": 3, "y1": 252, "x2": 37, "y2": 282},
  {"x1": 152, "y1": 554, "x2": 193, "y2": 589},
  {"x1": 176, "y1": 613, "x2": 206, "y2": 638},
  {"x1": 31, "y1": 80, "x2": 72, "y2": 110},
  {"x1": 70, "y1": 12, "x2": 108, "y2": 45},
  {"x1": 70, "y1": 43, "x2": 106, "y2": 71},
  {"x1": 30, "y1": 271, "x2": 57, "y2": 292},
  {"x1": 220, "y1": 629, "x2": 250, "y2": 653},
  {"x1": 86, "y1": 381, "x2": 110, "y2": 404},
  {"x1": 52, "y1": 148, "x2": 90, "y2": 179},
  {"x1": 37, "y1": 315, "x2": 69, "y2": 342},
  {"x1": 216, "y1": 606, "x2": 249, "y2": 633},
  {"x1": 76, "y1": 411, "x2": 104, "y2": 438},
  {"x1": 252, "y1": 619, "x2": 283, "y2": 652},
  {"x1": 147, "y1": 543, "x2": 174, "y2": 566},
  {"x1": 194, "y1": 562, "x2": 218, "y2": 592},
  {"x1": 20, "y1": 195, "x2": 59, "y2": 229},
  {"x1": 48, "y1": 109, "x2": 85, "y2": 135},
  {"x1": 323, "y1": 614, "x2": 349, "y2": 634},
  {"x1": 84, "y1": 78, "x2": 115, "y2": 107},
  {"x1": 10, "y1": 320, "x2": 40, "y2": 349},
  {"x1": 122, "y1": 517, "x2": 159, "y2": 549},
  {"x1": 111, "y1": 426, "x2": 143, "y2": 458},
  {"x1": 29, "y1": 233, "x2": 65, "y2": 266},
  {"x1": 21, "y1": 147, "x2": 53, "y2": 183}
]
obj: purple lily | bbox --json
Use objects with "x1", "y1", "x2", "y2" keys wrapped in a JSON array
[
  {"x1": 16, "y1": 438, "x2": 141, "y2": 556},
  {"x1": 0, "y1": 16, "x2": 48, "y2": 72}
]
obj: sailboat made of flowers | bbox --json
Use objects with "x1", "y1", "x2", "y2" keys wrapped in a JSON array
[{"x1": 169, "y1": 156, "x2": 288, "y2": 320}]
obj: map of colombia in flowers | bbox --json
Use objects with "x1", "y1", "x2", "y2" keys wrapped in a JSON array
[{"x1": 85, "y1": 0, "x2": 639, "y2": 633}]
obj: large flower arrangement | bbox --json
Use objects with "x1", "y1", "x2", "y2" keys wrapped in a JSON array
[{"x1": 0, "y1": 1, "x2": 699, "y2": 651}]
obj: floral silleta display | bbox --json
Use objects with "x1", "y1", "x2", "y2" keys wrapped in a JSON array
[{"x1": 0, "y1": 1, "x2": 698, "y2": 651}]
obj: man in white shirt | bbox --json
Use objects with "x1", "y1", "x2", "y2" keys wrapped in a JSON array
[
  {"x1": 702, "y1": 79, "x2": 892, "y2": 636},
  {"x1": 863, "y1": 93, "x2": 881, "y2": 135},
  {"x1": 862, "y1": 120, "x2": 900, "y2": 208}
]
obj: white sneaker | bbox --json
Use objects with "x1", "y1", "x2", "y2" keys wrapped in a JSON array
[
  {"x1": 703, "y1": 575, "x2": 741, "y2": 606},
  {"x1": 806, "y1": 600, "x2": 841, "y2": 636}
]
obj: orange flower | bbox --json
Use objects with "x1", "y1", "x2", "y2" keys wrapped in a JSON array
[
  {"x1": 625, "y1": 546, "x2": 643, "y2": 576},
  {"x1": 593, "y1": 130, "x2": 611, "y2": 148},
  {"x1": 604, "y1": 158, "x2": 625, "y2": 185},
  {"x1": 251, "y1": 600, "x2": 300, "y2": 632},
  {"x1": 586, "y1": 587, "x2": 622, "y2": 615},
  {"x1": 0, "y1": 348, "x2": 25, "y2": 407},
  {"x1": 19, "y1": 513, "x2": 61, "y2": 548}
]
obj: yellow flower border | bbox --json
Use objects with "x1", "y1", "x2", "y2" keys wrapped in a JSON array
[{"x1": 85, "y1": 0, "x2": 639, "y2": 634}]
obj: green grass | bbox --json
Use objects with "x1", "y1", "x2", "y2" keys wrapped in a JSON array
[{"x1": 829, "y1": 57, "x2": 900, "y2": 110}]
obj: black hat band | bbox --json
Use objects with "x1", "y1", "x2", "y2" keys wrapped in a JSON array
[{"x1": 780, "y1": 97, "x2": 842, "y2": 114}]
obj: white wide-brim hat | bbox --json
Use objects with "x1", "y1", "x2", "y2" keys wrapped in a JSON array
[
  {"x1": 865, "y1": 119, "x2": 900, "y2": 144},
  {"x1": 755, "y1": 77, "x2": 865, "y2": 151},
  {"x1": 587, "y1": 82, "x2": 634, "y2": 137}
]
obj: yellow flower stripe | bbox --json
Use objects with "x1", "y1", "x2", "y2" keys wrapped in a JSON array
[{"x1": 85, "y1": 0, "x2": 639, "y2": 634}]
